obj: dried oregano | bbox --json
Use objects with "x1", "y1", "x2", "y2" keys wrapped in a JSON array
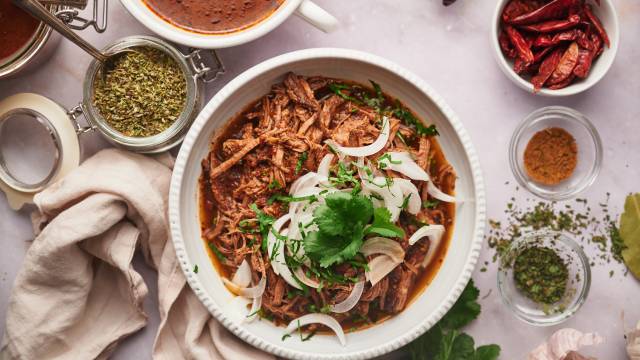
[{"x1": 93, "y1": 46, "x2": 186, "y2": 137}]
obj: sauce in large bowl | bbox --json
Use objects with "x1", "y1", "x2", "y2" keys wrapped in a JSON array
[{"x1": 143, "y1": 0, "x2": 284, "y2": 35}]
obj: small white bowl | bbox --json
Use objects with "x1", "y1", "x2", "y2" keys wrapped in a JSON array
[
  {"x1": 119, "y1": 0, "x2": 338, "y2": 49},
  {"x1": 491, "y1": 0, "x2": 619, "y2": 96}
]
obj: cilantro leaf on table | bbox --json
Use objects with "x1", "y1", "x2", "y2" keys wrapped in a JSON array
[
  {"x1": 364, "y1": 207, "x2": 405, "y2": 238},
  {"x1": 407, "y1": 279, "x2": 500, "y2": 360},
  {"x1": 303, "y1": 192, "x2": 373, "y2": 267},
  {"x1": 438, "y1": 279, "x2": 481, "y2": 330}
]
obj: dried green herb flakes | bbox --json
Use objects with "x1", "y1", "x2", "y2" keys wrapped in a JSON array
[{"x1": 93, "y1": 47, "x2": 186, "y2": 137}]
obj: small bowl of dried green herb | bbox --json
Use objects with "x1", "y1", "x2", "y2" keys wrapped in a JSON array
[
  {"x1": 497, "y1": 230, "x2": 591, "y2": 326},
  {"x1": 82, "y1": 35, "x2": 223, "y2": 153}
]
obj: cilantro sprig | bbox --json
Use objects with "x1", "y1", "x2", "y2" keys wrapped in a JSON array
[
  {"x1": 406, "y1": 280, "x2": 500, "y2": 360},
  {"x1": 303, "y1": 192, "x2": 404, "y2": 268}
]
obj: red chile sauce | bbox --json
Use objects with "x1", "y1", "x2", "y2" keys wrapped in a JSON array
[
  {"x1": 143, "y1": 0, "x2": 284, "y2": 35},
  {"x1": 0, "y1": 0, "x2": 40, "y2": 60}
]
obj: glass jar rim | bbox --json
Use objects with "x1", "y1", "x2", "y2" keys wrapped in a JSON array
[{"x1": 82, "y1": 35, "x2": 202, "y2": 153}]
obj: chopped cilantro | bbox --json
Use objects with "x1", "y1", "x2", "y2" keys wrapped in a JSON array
[
  {"x1": 393, "y1": 100, "x2": 439, "y2": 136},
  {"x1": 268, "y1": 193, "x2": 318, "y2": 205},
  {"x1": 208, "y1": 242, "x2": 226, "y2": 261},
  {"x1": 295, "y1": 151, "x2": 308, "y2": 175},
  {"x1": 268, "y1": 179, "x2": 282, "y2": 190},
  {"x1": 423, "y1": 199, "x2": 440, "y2": 209},
  {"x1": 401, "y1": 194, "x2": 412, "y2": 210},
  {"x1": 193, "y1": 264, "x2": 199, "y2": 273},
  {"x1": 249, "y1": 203, "x2": 275, "y2": 253},
  {"x1": 328, "y1": 83, "x2": 363, "y2": 104}
]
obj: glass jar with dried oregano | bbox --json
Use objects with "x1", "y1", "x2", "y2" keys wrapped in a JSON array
[{"x1": 80, "y1": 35, "x2": 224, "y2": 153}]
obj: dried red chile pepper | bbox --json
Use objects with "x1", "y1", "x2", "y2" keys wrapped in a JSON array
[
  {"x1": 499, "y1": 0, "x2": 610, "y2": 92},
  {"x1": 506, "y1": 25, "x2": 535, "y2": 64},
  {"x1": 519, "y1": 14, "x2": 581, "y2": 33},
  {"x1": 508, "y1": 0, "x2": 579, "y2": 25}
]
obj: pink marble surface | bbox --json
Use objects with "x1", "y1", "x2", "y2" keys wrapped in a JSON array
[{"x1": 1, "y1": 0, "x2": 639, "y2": 359}]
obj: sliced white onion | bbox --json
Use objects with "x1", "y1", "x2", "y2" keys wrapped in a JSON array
[
  {"x1": 289, "y1": 172, "x2": 321, "y2": 196},
  {"x1": 362, "y1": 176, "x2": 403, "y2": 222},
  {"x1": 231, "y1": 259, "x2": 252, "y2": 288},
  {"x1": 293, "y1": 266, "x2": 320, "y2": 289},
  {"x1": 317, "y1": 153, "x2": 334, "y2": 179},
  {"x1": 245, "y1": 293, "x2": 262, "y2": 323},
  {"x1": 395, "y1": 178, "x2": 422, "y2": 215},
  {"x1": 378, "y1": 152, "x2": 430, "y2": 181},
  {"x1": 360, "y1": 237, "x2": 405, "y2": 263},
  {"x1": 267, "y1": 214, "x2": 291, "y2": 275},
  {"x1": 325, "y1": 117, "x2": 390, "y2": 157},
  {"x1": 427, "y1": 181, "x2": 456, "y2": 203},
  {"x1": 407, "y1": 224, "x2": 446, "y2": 268},
  {"x1": 285, "y1": 314, "x2": 346, "y2": 346},
  {"x1": 223, "y1": 272, "x2": 266, "y2": 298},
  {"x1": 408, "y1": 224, "x2": 445, "y2": 246},
  {"x1": 330, "y1": 281, "x2": 365, "y2": 313},
  {"x1": 365, "y1": 255, "x2": 402, "y2": 286}
]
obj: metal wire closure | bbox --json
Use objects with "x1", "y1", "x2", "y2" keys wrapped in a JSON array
[
  {"x1": 54, "y1": 0, "x2": 108, "y2": 33},
  {"x1": 186, "y1": 49, "x2": 226, "y2": 83},
  {"x1": 67, "y1": 103, "x2": 95, "y2": 135}
]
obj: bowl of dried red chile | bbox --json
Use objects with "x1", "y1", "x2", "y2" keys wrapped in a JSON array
[
  {"x1": 498, "y1": 230, "x2": 591, "y2": 326},
  {"x1": 492, "y1": 0, "x2": 619, "y2": 95},
  {"x1": 509, "y1": 106, "x2": 602, "y2": 200}
]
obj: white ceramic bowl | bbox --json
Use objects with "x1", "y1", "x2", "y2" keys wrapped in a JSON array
[
  {"x1": 491, "y1": 0, "x2": 619, "y2": 96},
  {"x1": 120, "y1": 0, "x2": 338, "y2": 49},
  {"x1": 169, "y1": 48, "x2": 485, "y2": 359}
]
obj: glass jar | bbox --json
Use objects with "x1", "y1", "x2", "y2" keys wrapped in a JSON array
[
  {"x1": 79, "y1": 35, "x2": 222, "y2": 153},
  {"x1": 0, "y1": 35, "x2": 224, "y2": 209}
]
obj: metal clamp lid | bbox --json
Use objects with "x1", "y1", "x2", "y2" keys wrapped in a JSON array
[
  {"x1": 186, "y1": 49, "x2": 226, "y2": 83},
  {"x1": 50, "y1": 0, "x2": 108, "y2": 33},
  {"x1": 0, "y1": 94, "x2": 81, "y2": 209}
]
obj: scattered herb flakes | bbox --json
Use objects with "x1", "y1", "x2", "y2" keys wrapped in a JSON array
[
  {"x1": 93, "y1": 46, "x2": 186, "y2": 137},
  {"x1": 193, "y1": 264, "x2": 199, "y2": 273},
  {"x1": 485, "y1": 190, "x2": 628, "y2": 275},
  {"x1": 620, "y1": 193, "x2": 640, "y2": 279},
  {"x1": 407, "y1": 279, "x2": 500, "y2": 360},
  {"x1": 294, "y1": 151, "x2": 308, "y2": 175},
  {"x1": 208, "y1": 242, "x2": 226, "y2": 261}
]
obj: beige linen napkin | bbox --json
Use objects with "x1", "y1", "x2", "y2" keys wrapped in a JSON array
[{"x1": 0, "y1": 148, "x2": 273, "y2": 360}]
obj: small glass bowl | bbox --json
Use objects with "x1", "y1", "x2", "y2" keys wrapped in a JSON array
[
  {"x1": 509, "y1": 106, "x2": 603, "y2": 201},
  {"x1": 497, "y1": 230, "x2": 591, "y2": 326}
]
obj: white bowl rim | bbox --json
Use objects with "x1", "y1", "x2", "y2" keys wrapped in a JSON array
[
  {"x1": 490, "y1": 0, "x2": 620, "y2": 97},
  {"x1": 119, "y1": 0, "x2": 304, "y2": 49},
  {"x1": 169, "y1": 47, "x2": 486, "y2": 359}
]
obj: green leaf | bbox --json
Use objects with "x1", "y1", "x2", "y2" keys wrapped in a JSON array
[
  {"x1": 393, "y1": 100, "x2": 439, "y2": 137},
  {"x1": 303, "y1": 192, "x2": 373, "y2": 267},
  {"x1": 473, "y1": 345, "x2": 501, "y2": 360},
  {"x1": 406, "y1": 280, "x2": 500, "y2": 360},
  {"x1": 620, "y1": 193, "x2": 640, "y2": 279},
  {"x1": 364, "y1": 207, "x2": 405, "y2": 238},
  {"x1": 438, "y1": 279, "x2": 481, "y2": 330}
]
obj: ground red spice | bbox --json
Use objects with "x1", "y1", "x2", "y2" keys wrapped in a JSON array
[{"x1": 524, "y1": 127, "x2": 577, "y2": 185}]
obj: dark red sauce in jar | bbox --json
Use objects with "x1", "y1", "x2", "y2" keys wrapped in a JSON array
[
  {"x1": 0, "y1": 0, "x2": 40, "y2": 61},
  {"x1": 143, "y1": 0, "x2": 284, "y2": 34}
]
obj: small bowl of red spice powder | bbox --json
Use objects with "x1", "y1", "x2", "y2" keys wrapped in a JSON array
[{"x1": 509, "y1": 106, "x2": 602, "y2": 200}]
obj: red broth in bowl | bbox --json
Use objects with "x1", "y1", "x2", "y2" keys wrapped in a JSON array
[
  {"x1": 0, "y1": 0, "x2": 40, "y2": 61},
  {"x1": 143, "y1": 0, "x2": 284, "y2": 35}
]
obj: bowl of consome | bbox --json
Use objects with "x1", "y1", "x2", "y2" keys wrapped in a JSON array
[
  {"x1": 120, "y1": 0, "x2": 338, "y2": 49},
  {"x1": 491, "y1": 0, "x2": 619, "y2": 96},
  {"x1": 169, "y1": 48, "x2": 486, "y2": 359}
]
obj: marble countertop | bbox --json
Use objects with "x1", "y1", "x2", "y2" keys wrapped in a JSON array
[{"x1": 1, "y1": 0, "x2": 639, "y2": 359}]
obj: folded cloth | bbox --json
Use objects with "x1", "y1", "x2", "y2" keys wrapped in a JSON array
[{"x1": 0, "y1": 148, "x2": 273, "y2": 360}]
